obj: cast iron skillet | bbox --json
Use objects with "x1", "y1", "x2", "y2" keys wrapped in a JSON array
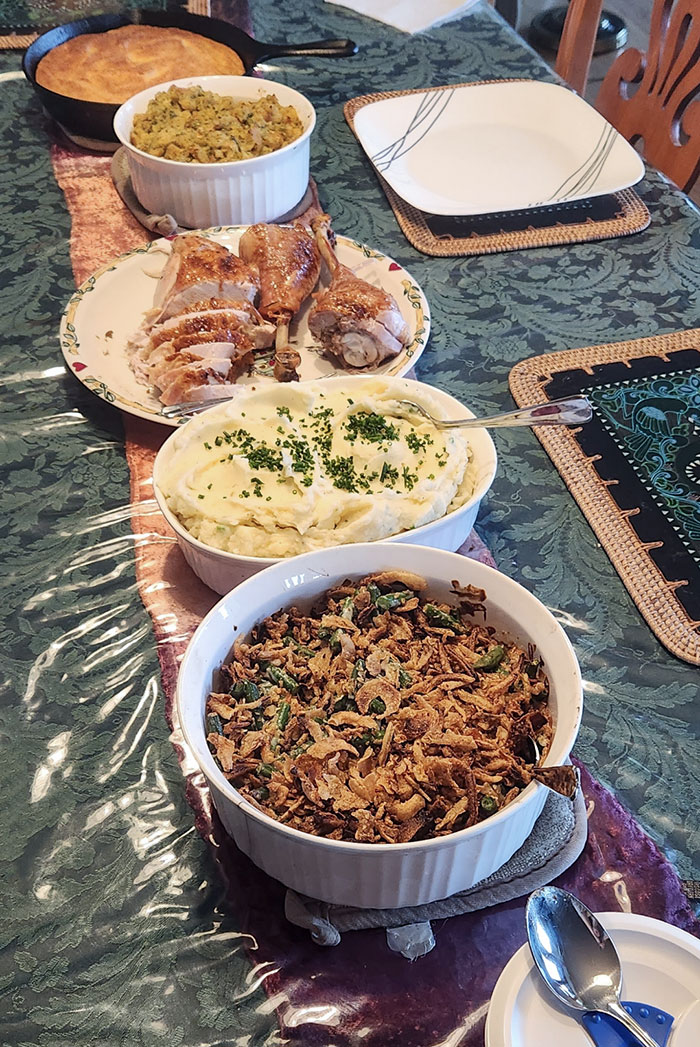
[{"x1": 23, "y1": 8, "x2": 357, "y2": 145}]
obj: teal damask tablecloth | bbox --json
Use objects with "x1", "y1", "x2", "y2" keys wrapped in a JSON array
[{"x1": 1, "y1": 2, "x2": 699, "y2": 1044}]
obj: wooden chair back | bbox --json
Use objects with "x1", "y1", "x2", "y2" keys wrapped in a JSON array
[
  {"x1": 595, "y1": 0, "x2": 700, "y2": 191},
  {"x1": 555, "y1": 0, "x2": 604, "y2": 95}
]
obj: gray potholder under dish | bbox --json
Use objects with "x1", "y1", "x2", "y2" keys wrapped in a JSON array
[{"x1": 285, "y1": 784, "x2": 587, "y2": 959}]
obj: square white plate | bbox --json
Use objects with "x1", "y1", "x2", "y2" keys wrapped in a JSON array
[{"x1": 353, "y1": 80, "x2": 645, "y2": 216}]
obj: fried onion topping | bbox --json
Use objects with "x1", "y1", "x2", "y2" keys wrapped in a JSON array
[{"x1": 205, "y1": 572, "x2": 565, "y2": 843}]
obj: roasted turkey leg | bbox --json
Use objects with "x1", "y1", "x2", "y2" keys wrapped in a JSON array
[
  {"x1": 309, "y1": 215, "x2": 409, "y2": 369},
  {"x1": 238, "y1": 222, "x2": 321, "y2": 327}
]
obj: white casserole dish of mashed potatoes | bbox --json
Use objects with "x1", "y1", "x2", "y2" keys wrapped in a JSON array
[{"x1": 153, "y1": 376, "x2": 498, "y2": 592}]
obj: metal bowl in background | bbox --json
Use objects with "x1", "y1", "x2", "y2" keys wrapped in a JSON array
[{"x1": 22, "y1": 8, "x2": 357, "y2": 149}]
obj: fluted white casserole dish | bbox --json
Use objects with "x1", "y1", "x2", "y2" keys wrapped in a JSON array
[
  {"x1": 113, "y1": 75, "x2": 315, "y2": 228},
  {"x1": 153, "y1": 376, "x2": 498, "y2": 594},
  {"x1": 176, "y1": 542, "x2": 583, "y2": 908}
]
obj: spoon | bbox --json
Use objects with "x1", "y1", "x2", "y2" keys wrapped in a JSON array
[
  {"x1": 161, "y1": 393, "x2": 591, "y2": 424},
  {"x1": 526, "y1": 887, "x2": 661, "y2": 1047},
  {"x1": 396, "y1": 395, "x2": 591, "y2": 429}
]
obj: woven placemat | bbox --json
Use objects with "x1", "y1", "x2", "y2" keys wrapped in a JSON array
[
  {"x1": 344, "y1": 83, "x2": 650, "y2": 257},
  {"x1": 509, "y1": 329, "x2": 700, "y2": 665},
  {"x1": 0, "y1": 0, "x2": 209, "y2": 50}
]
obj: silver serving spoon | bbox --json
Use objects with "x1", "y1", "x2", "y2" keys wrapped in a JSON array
[
  {"x1": 397, "y1": 395, "x2": 591, "y2": 429},
  {"x1": 161, "y1": 393, "x2": 591, "y2": 425},
  {"x1": 526, "y1": 887, "x2": 661, "y2": 1047}
]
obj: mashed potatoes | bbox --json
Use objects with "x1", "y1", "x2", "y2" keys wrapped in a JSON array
[
  {"x1": 157, "y1": 379, "x2": 476, "y2": 558},
  {"x1": 131, "y1": 86, "x2": 303, "y2": 162}
]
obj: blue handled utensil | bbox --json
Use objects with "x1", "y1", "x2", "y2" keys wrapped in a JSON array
[
  {"x1": 526, "y1": 887, "x2": 665, "y2": 1047},
  {"x1": 583, "y1": 1002, "x2": 675, "y2": 1047}
]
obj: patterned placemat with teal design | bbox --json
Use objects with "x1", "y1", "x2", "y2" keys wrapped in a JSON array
[
  {"x1": 579, "y1": 361, "x2": 699, "y2": 591},
  {"x1": 509, "y1": 331, "x2": 700, "y2": 666}
]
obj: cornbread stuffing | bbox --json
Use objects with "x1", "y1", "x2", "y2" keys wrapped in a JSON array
[{"x1": 130, "y1": 85, "x2": 304, "y2": 162}]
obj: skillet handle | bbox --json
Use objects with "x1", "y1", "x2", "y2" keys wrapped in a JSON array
[{"x1": 256, "y1": 38, "x2": 358, "y2": 60}]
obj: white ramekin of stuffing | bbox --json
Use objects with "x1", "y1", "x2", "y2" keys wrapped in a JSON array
[
  {"x1": 113, "y1": 75, "x2": 315, "y2": 228},
  {"x1": 176, "y1": 542, "x2": 582, "y2": 909}
]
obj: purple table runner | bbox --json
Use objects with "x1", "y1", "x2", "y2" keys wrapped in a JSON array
[{"x1": 180, "y1": 747, "x2": 699, "y2": 1046}]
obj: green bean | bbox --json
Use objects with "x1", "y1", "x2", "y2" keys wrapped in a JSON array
[
  {"x1": 290, "y1": 740, "x2": 313, "y2": 758},
  {"x1": 386, "y1": 656, "x2": 411, "y2": 689},
  {"x1": 367, "y1": 582, "x2": 382, "y2": 605},
  {"x1": 340, "y1": 597, "x2": 355, "y2": 621},
  {"x1": 205, "y1": 713, "x2": 224, "y2": 736},
  {"x1": 351, "y1": 727, "x2": 385, "y2": 751},
  {"x1": 265, "y1": 665, "x2": 299, "y2": 694},
  {"x1": 257, "y1": 762, "x2": 275, "y2": 779},
  {"x1": 351, "y1": 657, "x2": 366, "y2": 689},
  {"x1": 473, "y1": 645, "x2": 505, "y2": 670},
  {"x1": 424, "y1": 604, "x2": 462, "y2": 631},
  {"x1": 480, "y1": 795, "x2": 499, "y2": 815},
  {"x1": 276, "y1": 700, "x2": 291, "y2": 730},
  {"x1": 282, "y1": 635, "x2": 316, "y2": 657},
  {"x1": 229, "y1": 679, "x2": 260, "y2": 703},
  {"x1": 329, "y1": 629, "x2": 342, "y2": 653},
  {"x1": 332, "y1": 695, "x2": 357, "y2": 713},
  {"x1": 374, "y1": 590, "x2": 413, "y2": 612},
  {"x1": 251, "y1": 786, "x2": 270, "y2": 803},
  {"x1": 350, "y1": 732, "x2": 374, "y2": 752},
  {"x1": 368, "y1": 697, "x2": 386, "y2": 715}
]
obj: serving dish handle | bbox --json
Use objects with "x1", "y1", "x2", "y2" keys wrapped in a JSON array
[{"x1": 252, "y1": 39, "x2": 358, "y2": 60}]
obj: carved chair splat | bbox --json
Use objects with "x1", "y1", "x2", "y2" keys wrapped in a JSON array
[{"x1": 595, "y1": 0, "x2": 700, "y2": 191}]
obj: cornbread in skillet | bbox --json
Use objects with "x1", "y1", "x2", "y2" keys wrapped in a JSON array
[
  {"x1": 35, "y1": 25, "x2": 245, "y2": 104},
  {"x1": 130, "y1": 85, "x2": 304, "y2": 162}
]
